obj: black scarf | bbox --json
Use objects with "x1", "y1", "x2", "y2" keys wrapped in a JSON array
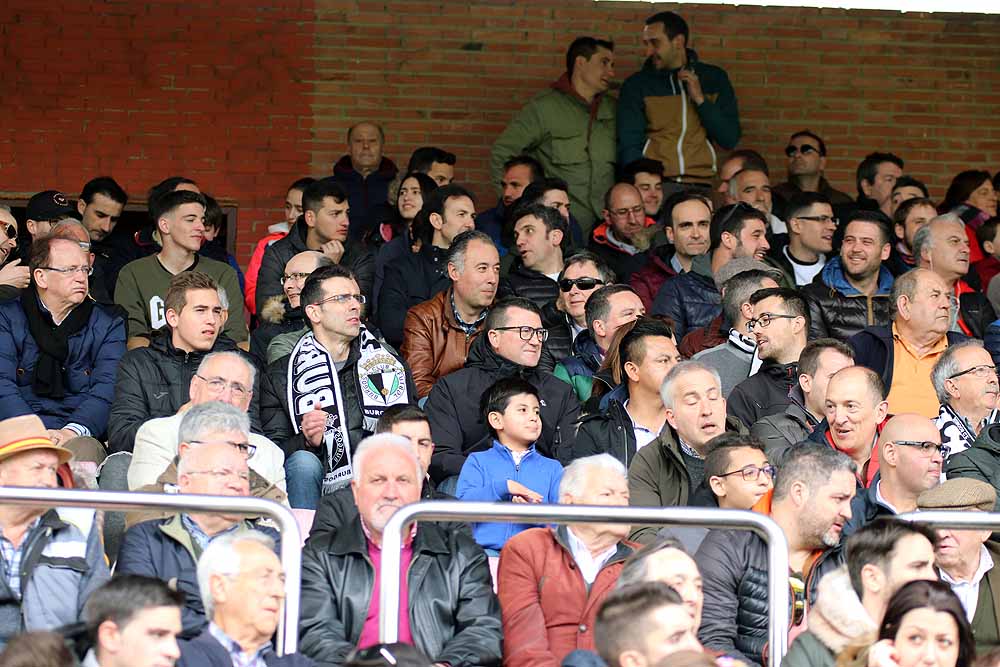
[{"x1": 21, "y1": 286, "x2": 94, "y2": 398}]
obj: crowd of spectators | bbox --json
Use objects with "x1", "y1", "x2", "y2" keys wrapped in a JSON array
[{"x1": 3, "y1": 8, "x2": 1000, "y2": 667}]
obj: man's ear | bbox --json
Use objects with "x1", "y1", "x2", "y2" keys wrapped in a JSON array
[
  {"x1": 861, "y1": 179, "x2": 874, "y2": 198},
  {"x1": 97, "y1": 619, "x2": 123, "y2": 654},
  {"x1": 720, "y1": 230, "x2": 737, "y2": 251},
  {"x1": 487, "y1": 410, "x2": 504, "y2": 432},
  {"x1": 430, "y1": 212, "x2": 444, "y2": 231},
  {"x1": 860, "y1": 562, "x2": 885, "y2": 598},
  {"x1": 447, "y1": 262, "x2": 461, "y2": 282},
  {"x1": 77, "y1": 199, "x2": 87, "y2": 216},
  {"x1": 549, "y1": 229, "x2": 564, "y2": 248},
  {"x1": 894, "y1": 222, "x2": 906, "y2": 243},
  {"x1": 592, "y1": 318, "x2": 608, "y2": 340},
  {"x1": 623, "y1": 360, "x2": 641, "y2": 384},
  {"x1": 619, "y1": 650, "x2": 648, "y2": 667},
  {"x1": 880, "y1": 243, "x2": 892, "y2": 261},
  {"x1": 708, "y1": 475, "x2": 727, "y2": 499},
  {"x1": 165, "y1": 307, "x2": 180, "y2": 328},
  {"x1": 665, "y1": 225, "x2": 676, "y2": 244},
  {"x1": 304, "y1": 210, "x2": 317, "y2": 228}
]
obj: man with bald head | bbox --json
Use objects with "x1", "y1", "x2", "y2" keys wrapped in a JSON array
[
  {"x1": 932, "y1": 340, "x2": 1000, "y2": 457},
  {"x1": 251, "y1": 250, "x2": 332, "y2": 365},
  {"x1": 914, "y1": 213, "x2": 996, "y2": 338},
  {"x1": 814, "y1": 366, "x2": 888, "y2": 489},
  {"x1": 589, "y1": 183, "x2": 658, "y2": 284},
  {"x1": 332, "y1": 121, "x2": 399, "y2": 241},
  {"x1": 849, "y1": 268, "x2": 968, "y2": 419},
  {"x1": 844, "y1": 414, "x2": 943, "y2": 535}
]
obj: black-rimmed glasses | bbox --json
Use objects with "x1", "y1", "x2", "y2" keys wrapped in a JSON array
[
  {"x1": 746, "y1": 313, "x2": 798, "y2": 332},
  {"x1": 891, "y1": 441, "x2": 950, "y2": 458},
  {"x1": 716, "y1": 464, "x2": 776, "y2": 482},
  {"x1": 189, "y1": 439, "x2": 257, "y2": 458},
  {"x1": 493, "y1": 326, "x2": 549, "y2": 342}
]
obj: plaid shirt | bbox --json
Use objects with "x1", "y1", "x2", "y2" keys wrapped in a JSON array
[
  {"x1": 450, "y1": 291, "x2": 488, "y2": 335},
  {"x1": 181, "y1": 514, "x2": 240, "y2": 553},
  {"x1": 208, "y1": 622, "x2": 270, "y2": 667},
  {"x1": 0, "y1": 517, "x2": 42, "y2": 599}
]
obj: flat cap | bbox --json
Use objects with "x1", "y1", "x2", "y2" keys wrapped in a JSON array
[
  {"x1": 714, "y1": 257, "x2": 784, "y2": 289},
  {"x1": 917, "y1": 478, "x2": 996, "y2": 513}
]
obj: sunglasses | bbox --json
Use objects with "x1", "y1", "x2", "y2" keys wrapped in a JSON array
[
  {"x1": 0, "y1": 222, "x2": 16, "y2": 240},
  {"x1": 559, "y1": 277, "x2": 604, "y2": 293},
  {"x1": 785, "y1": 144, "x2": 820, "y2": 157}
]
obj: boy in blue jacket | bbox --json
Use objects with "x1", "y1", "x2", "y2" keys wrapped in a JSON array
[{"x1": 456, "y1": 377, "x2": 563, "y2": 553}]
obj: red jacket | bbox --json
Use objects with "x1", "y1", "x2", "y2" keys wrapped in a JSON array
[
  {"x1": 629, "y1": 245, "x2": 677, "y2": 312},
  {"x1": 244, "y1": 231, "x2": 287, "y2": 314},
  {"x1": 498, "y1": 527, "x2": 635, "y2": 667}
]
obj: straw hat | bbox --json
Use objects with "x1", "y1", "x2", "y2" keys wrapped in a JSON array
[{"x1": 0, "y1": 415, "x2": 73, "y2": 465}]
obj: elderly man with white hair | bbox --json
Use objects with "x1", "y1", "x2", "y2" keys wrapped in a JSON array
[
  {"x1": 496, "y1": 454, "x2": 635, "y2": 667},
  {"x1": 116, "y1": 402, "x2": 281, "y2": 640},
  {"x1": 178, "y1": 531, "x2": 315, "y2": 666},
  {"x1": 932, "y1": 340, "x2": 1000, "y2": 457},
  {"x1": 128, "y1": 351, "x2": 286, "y2": 500},
  {"x1": 914, "y1": 212, "x2": 996, "y2": 337},
  {"x1": 299, "y1": 434, "x2": 502, "y2": 667}
]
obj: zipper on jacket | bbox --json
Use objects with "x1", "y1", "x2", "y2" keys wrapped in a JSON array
[{"x1": 676, "y1": 77, "x2": 687, "y2": 178}]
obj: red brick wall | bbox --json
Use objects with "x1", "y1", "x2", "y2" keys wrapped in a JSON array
[{"x1": 4, "y1": 2, "x2": 1000, "y2": 264}]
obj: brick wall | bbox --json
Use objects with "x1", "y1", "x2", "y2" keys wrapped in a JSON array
[{"x1": 4, "y1": 2, "x2": 999, "y2": 264}]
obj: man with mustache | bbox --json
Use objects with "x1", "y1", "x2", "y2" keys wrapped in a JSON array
[
  {"x1": 932, "y1": 341, "x2": 1000, "y2": 458},
  {"x1": 849, "y1": 268, "x2": 968, "y2": 419},
  {"x1": 299, "y1": 434, "x2": 502, "y2": 667}
]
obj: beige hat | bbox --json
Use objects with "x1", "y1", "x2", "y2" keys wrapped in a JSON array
[
  {"x1": 917, "y1": 478, "x2": 996, "y2": 513},
  {"x1": 0, "y1": 415, "x2": 73, "y2": 465}
]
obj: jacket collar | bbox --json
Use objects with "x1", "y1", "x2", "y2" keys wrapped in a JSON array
[
  {"x1": 552, "y1": 524, "x2": 633, "y2": 565},
  {"x1": 327, "y1": 512, "x2": 451, "y2": 557}
]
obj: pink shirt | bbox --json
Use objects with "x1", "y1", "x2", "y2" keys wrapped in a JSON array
[{"x1": 358, "y1": 536, "x2": 414, "y2": 649}]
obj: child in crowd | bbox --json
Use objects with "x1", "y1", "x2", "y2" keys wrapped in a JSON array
[
  {"x1": 456, "y1": 377, "x2": 563, "y2": 553},
  {"x1": 702, "y1": 434, "x2": 774, "y2": 510}
]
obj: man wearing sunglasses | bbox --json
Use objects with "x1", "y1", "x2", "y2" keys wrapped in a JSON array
[
  {"x1": 932, "y1": 341, "x2": 1000, "y2": 458},
  {"x1": 117, "y1": 402, "x2": 281, "y2": 640},
  {"x1": 772, "y1": 130, "x2": 853, "y2": 218},
  {"x1": 545, "y1": 251, "x2": 615, "y2": 363}
]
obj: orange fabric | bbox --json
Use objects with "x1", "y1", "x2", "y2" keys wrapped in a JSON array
[{"x1": 885, "y1": 323, "x2": 948, "y2": 418}]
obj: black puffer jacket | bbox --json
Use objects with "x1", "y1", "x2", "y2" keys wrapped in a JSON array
[
  {"x1": 651, "y1": 254, "x2": 721, "y2": 341},
  {"x1": 255, "y1": 216, "x2": 375, "y2": 314},
  {"x1": 107, "y1": 333, "x2": 251, "y2": 454},
  {"x1": 426, "y1": 333, "x2": 581, "y2": 482},
  {"x1": 960, "y1": 289, "x2": 997, "y2": 339},
  {"x1": 249, "y1": 296, "x2": 307, "y2": 367},
  {"x1": 498, "y1": 260, "x2": 560, "y2": 311},
  {"x1": 801, "y1": 258, "x2": 894, "y2": 341},
  {"x1": 540, "y1": 303, "x2": 575, "y2": 364},
  {"x1": 378, "y1": 243, "x2": 451, "y2": 348},
  {"x1": 697, "y1": 527, "x2": 843, "y2": 667},
  {"x1": 299, "y1": 516, "x2": 503, "y2": 667},
  {"x1": 726, "y1": 361, "x2": 799, "y2": 431},
  {"x1": 259, "y1": 334, "x2": 416, "y2": 464},
  {"x1": 573, "y1": 393, "x2": 639, "y2": 468}
]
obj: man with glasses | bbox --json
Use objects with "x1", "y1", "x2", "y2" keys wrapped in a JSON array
[
  {"x1": 261, "y1": 264, "x2": 415, "y2": 509},
  {"x1": 844, "y1": 413, "x2": 944, "y2": 535},
  {"x1": 932, "y1": 341, "x2": 1000, "y2": 457},
  {"x1": 0, "y1": 236, "x2": 125, "y2": 464},
  {"x1": 849, "y1": 268, "x2": 968, "y2": 419},
  {"x1": 703, "y1": 434, "x2": 774, "y2": 510},
  {"x1": 128, "y1": 351, "x2": 286, "y2": 499},
  {"x1": 426, "y1": 297, "x2": 580, "y2": 486},
  {"x1": 727, "y1": 287, "x2": 809, "y2": 430},
  {"x1": 772, "y1": 130, "x2": 853, "y2": 218},
  {"x1": 915, "y1": 213, "x2": 997, "y2": 338},
  {"x1": 117, "y1": 402, "x2": 281, "y2": 640},
  {"x1": 589, "y1": 183, "x2": 657, "y2": 285},
  {"x1": 115, "y1": 189, "x2": 247, "y2": 351},
  {"x1": 545, "y1": 251, "x2": 615, "y2": 363},
  {"x1": 765, "y1": 192, "x2": 836, "y2": 287}
]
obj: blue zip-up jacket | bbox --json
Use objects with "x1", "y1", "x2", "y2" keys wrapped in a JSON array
[
  {"x1": 803, "y1": 257, "x2": 894, "y2": 340},
  {"x1": 456, "y1": 440, "x2": 563, "y2": 551}
]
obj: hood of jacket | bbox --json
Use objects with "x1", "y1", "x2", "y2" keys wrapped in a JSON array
[
  {"x1": 332, "y1": 154, "x2": 399, "y2": 181},
  {"x1": 975, "y1": 423, "x2": 1000, "y2": 455},
  {"x1": 260, "y1": 295, "x2": 306, "y2": 326},
  {"x1": 571, "y1": 329, "x2": 604, "y2": 372},
  {"x1": 551, "y1": 72, "x2": 607, "y2": 110},
  {"x1": 818, "y1": 256, "x2": 894, "y2": 296},
  {"x1": 807, "y1": 565, "x2": 876, "y2": 653}
]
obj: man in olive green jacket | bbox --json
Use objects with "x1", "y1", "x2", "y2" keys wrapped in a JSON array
[{"x1": 490, "y1": 37, "x2": 617, "y2": 235}]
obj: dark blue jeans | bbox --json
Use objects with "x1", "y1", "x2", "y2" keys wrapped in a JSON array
[{"x1": 285, "y1": 450, "x2": 324, "y2": 509}]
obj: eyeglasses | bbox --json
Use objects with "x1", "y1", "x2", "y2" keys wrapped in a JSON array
[
  {"x1": 186, "y1": 468, "x2": 251, "y2": 482},
  {"x1": 559, "y1": 277, "x2": 605, "y2": 293},
  {"x1": 313, "y1": 293, "x2": 366, "y2": 306},
  {"x1": 188, "y1": 439, "x2": 257, "y2": 458},
  {"x1": 493, "y1": 325, "x2": 549, "y2": 342},
  {"x1": 891, "y1": 440, "x2": 950, "y2": 458},
  {"x1": 1, "y1": 222, "x2": 17, "y2": 240},
  {"x1": 37, "y1": 265, "x2": 93, "y2": 276},
  {"x1": 795, "y1": 215, "x2": 839, "y2": 226},
  {"x1": 785, "y1": 144, "x2": 820, "y2": 157},
  {"x1": 195, "y1": 374, "x2": 251, "y2": 400},
  {"x1": 746, "y1": 313, "x2": 798, "y2": 331},
  {"x1": 716, "y1": 464, "x2": 776, "y2": 482},
  {"x1": 281, "y1": 272, "x2": 312, "y2": 283},
  {"x1": 948, "y1": 364, "x2": 1000, "y2": 380},
  {"x1": 610, "y1": 205, "x2": 645, "y2": 219}
]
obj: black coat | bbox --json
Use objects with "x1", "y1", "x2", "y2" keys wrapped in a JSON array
[
  {"x1": 425, "y1": 334, "x2": 581, "y2": 482},
  {"x1": 299, "y1": 516, "x2": 503, "y2": 667},
  {"x1": 540, "y1": 303, "x2": 575, "y2": 364},
  {"x1": 179, "y1": 628, "x2": 315, "y2": 667},
  {"x1": 377, "y1": 243, "x2": 451, "y2": 348},
  {"x1": 255, "y1": 217, "x2": 374, "y2": 314},
  {"x1": 250, "y1": 298, "x2": 307, "y2": 367},
  {"x1": 573, "y1": 395, "x2": 639, "y2": 468},
  {"x1": 498, "y1": 260, "x2": 560, "y2": 311},
  {"x1": 802, "y1": 276, "x2": 894, "y2": 342},
  {"x1": 960, "y1": 290, "x2": 997, "y2": 339},
  {"x1": 107, "y1": 333, "x2": 252, "y2": 454},
  {"x1": 726, "y1": 361, "x2": 799, "y2": 431}
]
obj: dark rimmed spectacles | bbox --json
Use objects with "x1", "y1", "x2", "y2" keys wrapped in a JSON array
[
  {"x1": 493, "y1": 325, "x2": 549, "y2": 342},
  {"x1": 891, "y1": 440, "x2": 950, "y2": 458},
  {"x1": 947, "y1": 364, "x2": 999, "y2": 380},
  {"x1": 794, "y1": 215, "x2": 839, "y2": 226},
  {"x1": 746, "y1": 313, "x2": 798, "y2": 332},
  {"x1": 189, "y1": 439, "x2": 257, "y2": 458},
  {"x1": 281, "y1": 272, "x2": 311, "y2": 283},
  {"x1": 716, "y1": 464, "x2": 776, "y2": 482},
  {"x1": 559, "y1": 277, "x2": 605, "y2": 293},
  {"x1": 785, "y1": 144, "x2": 820, "y2": 157}
]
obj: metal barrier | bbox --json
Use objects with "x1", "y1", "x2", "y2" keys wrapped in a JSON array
[
  {"x1": 898, "y1": 510, "x2": 1000, "y2": 531},
  {"x1": 0, "y1": 487, "x2": 302, "y2": 655},
  {"x1": 379, "y1": 501, "x2": 791, "y2": 667}
]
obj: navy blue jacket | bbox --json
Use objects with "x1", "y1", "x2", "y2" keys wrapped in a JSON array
[
  {"x1": 179, "y1": 628, "x2": 315, "y2": 667},
  {"x1": 331, "y1": 155, "x2": 399, "y2": 242},
  {"x1": 650, "y1": 254, "x2": 720, "y2": 342},
  {"x1": 848, "y1": 325, "x2": 967, "y2": 388},
  {"x1": 0, "y1": 298, "x2": 125, "y2": 436}
]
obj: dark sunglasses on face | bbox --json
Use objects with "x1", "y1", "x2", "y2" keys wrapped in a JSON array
[
  {"x1": 785, "y1": 144, "x2": 820, "y2": 157},
  {"x1": 559, "y1": 277, "x2": 605, "y2": 293},
  {"x1": 0, "y1": 222, "x2": 16, "y2": 240}
]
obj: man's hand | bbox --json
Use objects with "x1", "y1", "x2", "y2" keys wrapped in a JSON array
[
  {"x1": 300, "y1": 405, "x2": 327, "y2": 448},
  {"x1": 47, "y1": 428, "x2": 78, "y2": 446},
  {"x1": 0, "y1": 259, "x2": 30, "y2": 289},
  {"x1": 677, "y1": 68, "x2": 705, "y2": 105},
  {"x1": 320, "y1": 240, "x2": 345, "y2": 264},
  {"x1": 507, "y1": 480, "x2": 543, "y2": 503}
]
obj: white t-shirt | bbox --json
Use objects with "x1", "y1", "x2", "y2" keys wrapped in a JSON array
[{"x1": 784, "y1": 246, "x2": 826, "y2": 286}]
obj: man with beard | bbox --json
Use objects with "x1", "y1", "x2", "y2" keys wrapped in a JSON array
[
  {"x1": 696, "y1": 443, "x2": 855, "y2": 667},
  {"x1": 803, "y1": 211, "x2": 895, "y2": 341}
]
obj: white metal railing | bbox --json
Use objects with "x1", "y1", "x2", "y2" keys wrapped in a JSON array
[
  {"x1": 378, "y1": 501, "x2": 791, "y2": 667},
  {"x1": 0, "y1": 487, "x2": 301, "y2": 655}
]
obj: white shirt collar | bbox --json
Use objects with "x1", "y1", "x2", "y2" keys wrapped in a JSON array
[{"x1": 566, "y1": 527, "x2": 619, "y2": 586}]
